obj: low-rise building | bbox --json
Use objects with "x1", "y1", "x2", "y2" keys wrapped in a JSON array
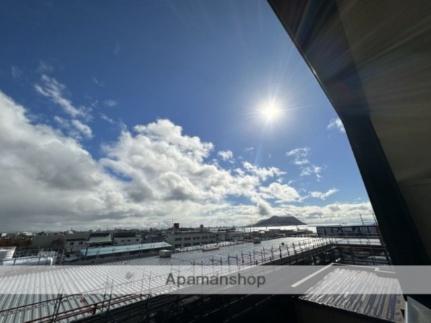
[
  {"x1": 87, "y1": 232, "x2": 112, "y2": 247},
  {"x1": 316, "y1": 225, "x2": 379, "y2": 238},
  {"x1": 165, "y1": 224, "x2": 217, "y2": 248},
  {"x1": 143, "y1": 231, "x2": 164, "y2": 243},
  {"x1": 113, "y1": 231, "x2": 141, "y2": 245},
  {"x1": 64, "y1": 232, "x2": 91, "y2": 254},
  {"x1": 31, "y1": 233, "x2": 65, "y2": 250},
  {"x1": 213, "y1": 229, "x2": 244, "y2": 242}
]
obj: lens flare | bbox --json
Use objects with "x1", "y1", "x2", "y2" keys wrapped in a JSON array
[{"x1": 258, "y1": 99, "x2": 283, "y2": 124}]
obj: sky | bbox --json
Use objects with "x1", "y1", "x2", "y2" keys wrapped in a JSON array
[{"x1": 0, "y1": 0, "x2": 374, "y2": 231}]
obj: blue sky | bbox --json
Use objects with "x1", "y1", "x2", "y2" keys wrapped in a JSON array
[{"x1": 0, "y1": 0, "x2": 373, "y2": 230}]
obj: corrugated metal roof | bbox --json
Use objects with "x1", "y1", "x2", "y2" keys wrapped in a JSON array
[
  {"x1": 300, "y1": 267, "x2": 404, "y2": 322},
  {"x1": 0, "y1": 247, "x2": 15, "y2": 261},
  {"x1": 81, "y1": 242, "x2": 172, "y2": 257},
  {"x1": 1, "y1": 256, "x2": 54, "y2": 266},
  {"x1": 0, "y1": 237, "x2": 362, "y2": 322},
  {"x1": 0, "y1": 237, "x2": 321, "y2": 321}
]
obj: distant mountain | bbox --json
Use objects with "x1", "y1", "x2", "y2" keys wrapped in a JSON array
[{"x1": 253, "y1": 216, "x2": 305, "y2": 227}]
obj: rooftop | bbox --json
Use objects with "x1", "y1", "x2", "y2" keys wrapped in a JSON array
[
  {"x1": 81, "y1": 241, "x2": 172, "y2": 257},
  {"x1": 300, "y1": 266, "x2": 404, "y2": 322}
]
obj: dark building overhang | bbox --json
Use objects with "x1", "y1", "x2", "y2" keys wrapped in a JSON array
[{"x1": 268, "y1": 0, "x2": 431, "y2": 265}]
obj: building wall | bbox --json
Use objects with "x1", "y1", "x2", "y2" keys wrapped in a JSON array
[
  {"x1": 215, "y1": 230, "x2": 244, "y2": 242},
  {"x1": 113, "y1": 237, "x2": 141, "y2": 246},
  {"x1": 65, "y1": 240, "x2": 87, "y2": 253},
  {"x1": 166, "y1": 231, "x2": 217, "y2": 248},
  {"x1": 31, "y1": 234, "x2": 65, "y2": 249},
  {"x1": 316, "y1": 225, "x2": 378, "y2": 237}
]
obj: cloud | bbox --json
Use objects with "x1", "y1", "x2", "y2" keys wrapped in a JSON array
[
  {"x1": 244, "y1": 147, "x2": 255, "y2": 152},
  {"x1": 132, "y1": 119, "x2": 214, "y2": 162},
  {"x1": 0, "y1": 90, "x2": 370, "y2": 230},
  {"x1": 276, "y1": 202, "x2": 375, "y2": 225},
  {"x1": 218, "y1": 150, "x2": 233, "y2": 161},
  {"x1": 242, "y1": 161, "x2": 286, "y2": 181},
  {"x1": 194, "y1": 201, "x2": 375, "y2": 227},
  {"x1": 104, "y1": 99, "x2": 118, "y2": 107},
  {"x1": 102, "y1": 119, "x2": 262, "y2": 204},
  {"x1": 286, "y1": 147, "x2": 322, "y2": 180},
  {"x1": 308, "y1": 188, "x2": 338, "y2": 200},
  {"x1": 259, "y1": 182, "x2": 301, "y2": 203},
  {"x1": 327, "y1": 117, "x2": 346, "y2": 133},
  {"x1": 92, "y1": 77, "x2": 104, "y2": 87},
  {"x1": 100, "y1": 113, "x2": 115, "y2": 124},
  {"x1": 286, "y1": 147, "x2": 310, "y2": 165},
  {"x1": 54, "y1": 116, "x2": 92, "y2": 140},
  {"x1": 35, "y1": 75, "x2": 92, "y2": 140},
  {"x1": 0, "y1": 91, "x2": 124, "y2": 230},
  {"x1": 37, "y1": 61, "x2": 54, "y2": 74},
  {"x1": 71, "y1": 119, "x2": 92, "y2": 138},
  {"x1": 300, "y1": 164, "x2": 322, "y2": 179},
  {"x1": 255, "y1": 198, "x2": 272, "y2": 216},
  {"x1": 11, "y1": 66, "x2": 23, "y2": 79},
  {"x1": 34, "y1": 74, "x2": 86, "y2": 118}
]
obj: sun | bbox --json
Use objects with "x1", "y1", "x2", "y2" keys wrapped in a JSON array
[{"x1": 258, "y1": 99, "x2": 283, "y2": 124}]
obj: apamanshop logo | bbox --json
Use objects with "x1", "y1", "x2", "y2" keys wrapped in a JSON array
[{"x1": 166, "y1": 272, "x2": 266, "y2": 288}]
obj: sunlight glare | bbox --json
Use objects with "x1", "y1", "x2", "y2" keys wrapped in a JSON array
[{"x1": 258, "y1": 99, "x2": 283, "y2": 124}]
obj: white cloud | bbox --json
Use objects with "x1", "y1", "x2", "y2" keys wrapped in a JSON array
[
  {"x1": 218, "y1": 150, "x2": 233, "y2": 161},
  {"x1": 102, "y1": 120, "x2": 264, "y2": 204},
  {"x1": 0, "y1": 91, "x2": 125, "y2": 230},
  {"x1": 132, "y1": 119, "x2": 214, "y2": 163},
  {"x1": 259, "y1": 182, "x2": 301, "y2": 203},
  {"x1": 308, "y1": 188, "x2": 338, "y2": 200},
  {"x1": 187, "y1": 201, "x2": 375, "y2": 227},
  {"x1": 71, "y1": 119, "x2": 92, "y2": 139},
  {"x1": 300, "y1": 164, "x2": 322, "y2": 179},
  {"x1": 34, "y1": 75, "x2": 92, "y2": 140},
  {"x1": 242, "y1": 161, "x2": 286, "y2": 181},
  {"x1": 100, "y1": 113, "x2": 115, "y2": 124},
  {"x1": 327, "y1": 117, "x2": 345, "y2": 133},
  {"x1": 54, "y1": 116, "x2": 92, "y2": 139},
  {"x1": 286, "y1": 147, "x2": 322, "y2": 180},
  {"x1": 0, "y1": 90, "x2": 370, "y2": 230},
  {"x1": 34, "y1": 74, "x2": 86, "y2": 118},
  {"x1": 286, "y1": 147, "x2": 310, "y2": 165},
  {"x1": 276, "y1": 202, "x2": 375, "y2": 225}
]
